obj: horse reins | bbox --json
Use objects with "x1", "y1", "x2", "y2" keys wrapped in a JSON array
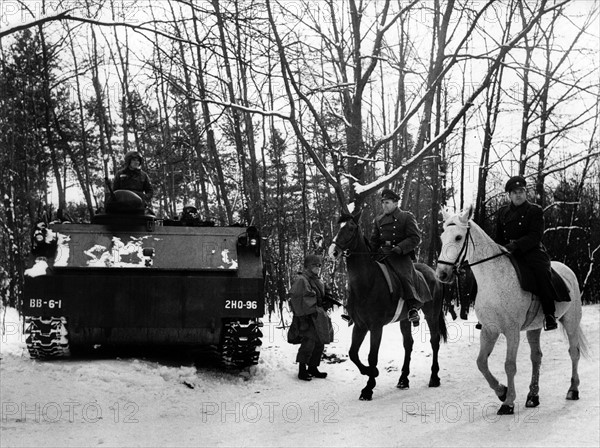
[{"x1": 335, "y1": 220, "x2": 508, "y2": 271}]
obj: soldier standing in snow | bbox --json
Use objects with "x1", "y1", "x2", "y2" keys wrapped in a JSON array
[{"x1": 289, "y1": 254, "x2": 333, "y2": 381}]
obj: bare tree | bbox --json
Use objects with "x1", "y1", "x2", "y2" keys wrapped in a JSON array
[
  {"x1": 264, "y1": 0, "x2": 569, "y2": 212},
  {"x1": 473, "y1": 3, "x2": 515, "y2": 225}
]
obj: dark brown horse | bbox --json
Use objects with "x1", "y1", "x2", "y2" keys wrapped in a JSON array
[{"x1": 328, "y1": 212, "x2": 448, "y2": 400}]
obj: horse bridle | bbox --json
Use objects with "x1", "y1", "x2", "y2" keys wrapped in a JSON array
[
  {"x1": 437, "y1": 224, "x2": 473, "y2": 274},
  {"x1": 437, "y1": 223, "x2": 507, "y2": 274},
  {"x1": 332, "y1": 220, "x2": 371, "y2": 257}
]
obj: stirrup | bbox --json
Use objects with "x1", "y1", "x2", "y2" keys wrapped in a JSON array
[{"x1": 341, "y1": 314, "x2": 354, "y2": 327}]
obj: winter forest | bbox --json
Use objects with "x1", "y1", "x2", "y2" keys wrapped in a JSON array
[{"x1": 1, "y1": 0, "x2": 599, "y2": 315}]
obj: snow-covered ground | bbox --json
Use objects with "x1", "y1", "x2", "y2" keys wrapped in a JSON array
[{"x1": 1, "y1": 304, "x2": 599, "y2": 447}]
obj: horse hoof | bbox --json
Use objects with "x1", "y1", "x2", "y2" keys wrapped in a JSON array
[
  {"x1": 359, "y1": 392, "x2": 373, "y2": 401},
  {"x1": 429, "y1": 378, "x2": 441, "y2": 388},
  {"x1": 525, "y1": 394, "x2": 539, "y2": 408},
  {"x1": 497, "y1": 404, "x2": 514, "y2": 415},
  {"x1": 566, "y1": 390, "x2": 579, "y2": 400},
  {"x1": 397, "y1": 378, "x2": 409, "y2": 389},
  {"x1": 497, "y1": 385, "x2": 508, "y2": 402}
]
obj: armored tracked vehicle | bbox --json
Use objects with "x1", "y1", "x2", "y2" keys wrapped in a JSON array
[{"x1": 22, "y1": 194, "x2": 264, "y2": 367}]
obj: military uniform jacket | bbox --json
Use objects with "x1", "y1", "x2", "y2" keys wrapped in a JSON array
[
  {"x1": 370, "y1": 208, "x2": 420, "y2": 255},
  {"x1": 495, "y1": 200, "x2": 559, "y2": 302},
  {"x1": 289, "y1": 271, "x2": 333, "y2": 345},
  {"x1": 113, "y1": 167, "x2": 154, "y2": 203},
  {"x1": 495, "y1": 200, "x2": 545, "y2": 253},
  {"x1": 289, "y1": 271, "x2": 325, "y2": 317}
]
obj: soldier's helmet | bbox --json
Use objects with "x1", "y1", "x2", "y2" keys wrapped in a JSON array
[
  {"x1": 124, "y1": 151, "x2": 143, "y2": 167},
  {"x1": 304, "y1": 254, "x2": 323, "y2": 268}
]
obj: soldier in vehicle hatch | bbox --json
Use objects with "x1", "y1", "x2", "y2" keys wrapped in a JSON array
[{"x1": 113, "y1": 151, "x2": 154, "y2": 206}]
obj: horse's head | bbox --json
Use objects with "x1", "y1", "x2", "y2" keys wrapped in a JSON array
[
  {"x1": 328, "y1": 211, "x2": 362, "y2": 259},
  {"x1": 436, "y1": 206, "x2": 473, "y2": 283}
]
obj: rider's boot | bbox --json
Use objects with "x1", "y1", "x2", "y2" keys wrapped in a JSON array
[
  {"x1": 542, "y1": 299, "x2": 558, "y2": 331},
  {"x1": 407, "y1": 299, "x2": 420, "y2": 327},
  {"x1": 544, "y1": 314, "x2": 558, "y2": 331}
]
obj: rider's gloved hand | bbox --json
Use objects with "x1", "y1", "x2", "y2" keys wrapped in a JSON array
[
  {"x1": 505, "y1": 242, "x2": 518, "y2": 253},
  {"x1": 392, "y1": 246, "x2": 403, "y2": 255},
  {"x1": 381, "y1": 246, "x2": 393, "y2": 255}
]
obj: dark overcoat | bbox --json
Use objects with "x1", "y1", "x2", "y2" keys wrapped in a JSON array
[
  {"x1": 494, "y1": 199, "x2": 561, "y2": 306},
  {"x1": 369, "y1": 208, "x2": 429, "y2": 303},
  {"x1": 495, "y1": 200, "x2": 551, "y2": 268},
  {"x1": 370, "y1": 208, "x2": 420, "y2": 257},
  {"x1": 289, "y1": 271, "x2": 333, "y2": 345}
]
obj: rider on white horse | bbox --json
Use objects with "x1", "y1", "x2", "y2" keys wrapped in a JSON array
[{"x1": 495, "y1": 176, "x2": 558, "y2": 331}]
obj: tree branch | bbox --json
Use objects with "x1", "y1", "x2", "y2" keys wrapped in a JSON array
[
  {"x1": 357, "y1": 0, "x2": 570, "y2": 199},
  {"x1": 542, "y1": 151, "x2": 600, "y2": 177},
  {"x1": 1, "y1": 10, "x2": 206, "y2": 46}
]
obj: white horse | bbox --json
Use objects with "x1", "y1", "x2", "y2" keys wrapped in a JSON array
[{"x1": 436, "y1": 206, "x2": 588, "y2": 415}]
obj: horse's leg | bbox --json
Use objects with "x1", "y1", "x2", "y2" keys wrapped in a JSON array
[
  {"x1": 566, "y1": 332, "x2": 582, "y2": 400},
  {"x1": 498, "y1": 330, "x2": 520, "y2": 415},
  {"x1": 360, "y1": 326, "x2": 383, "y2": 401},
  {"x1": 525, "y1": 329, "x2": 542, "y2": 407},
  {"x1": 428, "y1": 319, "x2": 441, "y2": 388},
  {"x1": 349, "y1": 325, "x2": 369, "y2": 376},
  {"x1": 560, "y1": 306, "x2": 582, "y2": 400},
  {"x1": 397, "y1": 319, "x2": 413, "y2": 389},
  {"x1": 476, "y1": 327, "x2": 508, "y2": 408}
]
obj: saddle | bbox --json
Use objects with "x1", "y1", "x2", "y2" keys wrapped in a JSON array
[
  {"x1": 505, "y1": 253, "x2": 570, "y2": 302},
  {"x1": 375, "y1": 261, "x2": 433, "y2": 304},
  {"x1": 375, "y1": 261, "x2": 395, "y2": 294}
]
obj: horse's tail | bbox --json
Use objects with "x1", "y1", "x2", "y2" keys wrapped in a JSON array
[
  {"x1": 563, "y1": 322, "x2": 592, "y2": 360},
  {"x1": 438, "y1": 309, "x2": 448, "y2": 343},
  {"x1": 555, "y1": 261, "x2": 591, "y2": 359},
  {"x1": 427, "y1": 281, "x2": 449, "y2": 343},
  {"x1": 578, "y1": 325, "x2": 591, "y2": 359}
]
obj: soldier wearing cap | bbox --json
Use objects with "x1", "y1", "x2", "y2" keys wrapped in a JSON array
[
  {"x1": 369, "y1": 189, "x2": 425, "y2": 325},
  {"x1": 494, "y1": 176, "x2": 558, "y2": 330},
  {"x1": 289, "y1": 254, "x2": 334, "y2": 381}
]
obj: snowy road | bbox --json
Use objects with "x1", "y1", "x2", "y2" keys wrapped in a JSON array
[{"x1": 1, "y1": 305, "x2": 599, "y2": 447}]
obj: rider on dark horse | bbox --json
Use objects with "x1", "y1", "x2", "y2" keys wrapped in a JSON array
[
  {"x1": 495, "y1": 176, "x2": 558, "y2": 331},
  {"x1": 369, "y1": 189, "x2": 430, "y2": 325}
]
